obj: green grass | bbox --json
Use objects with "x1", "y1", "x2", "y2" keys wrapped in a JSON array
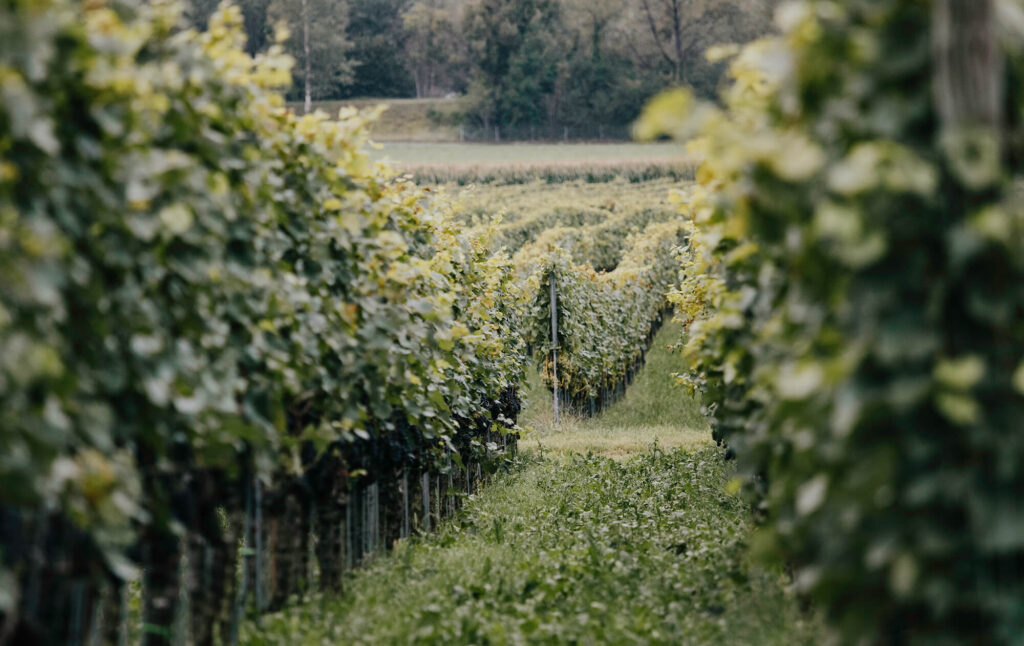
[
  {"x1": 241, "y1": 448, "x2": 820, "y2": 645},
  {"x1": 288, "y1": 97, "x2": 470, "y2": 142},
  {"x1": 520, "y1": 321, "x2": 710, "y2": 457}
]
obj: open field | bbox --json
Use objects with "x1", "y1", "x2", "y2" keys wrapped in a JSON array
[{"x1": 372, "y1": 142, "x2": 689, "y2": 165}]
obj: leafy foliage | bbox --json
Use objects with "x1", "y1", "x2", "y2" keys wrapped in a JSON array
[
  {"x1": 447, "y1": 178, "x2": 685, "y2": 265},
  {"x1": 402, "y1": 158, "x2": 695, "y2": 186},
  {"x1": 0, "y1": 0, "x2": 524, "y2": 627},
  {"x1": 514, "y1": 206, "x2": 680, "y2": 271},
  {"x1": 462, "y1": 0, "x2": 564, "y2": 126},
  {"x1": 525, "y1": 221, "x2": 686, "y2": 413},
  {"x1": 241, "y1": 447, "x2": 821, "y2": 645},
  {"x1": 345, "y1": 0, "x2": 418, "y2": 98},
  {"x1": 640, "y1": 1, "x2": 1024, "y2": 642}
]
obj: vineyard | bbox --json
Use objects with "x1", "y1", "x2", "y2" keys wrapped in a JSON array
[
  {"x1": 0, "y1": 1, "x2": 702, "y2": 643},
  {"x1": 2, "y1": 0, "x2": 1024, "y2": 645}
]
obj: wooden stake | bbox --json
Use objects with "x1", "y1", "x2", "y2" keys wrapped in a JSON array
[{"x1": 933, "y1": 0, "x2": 1002, "y2": 131}]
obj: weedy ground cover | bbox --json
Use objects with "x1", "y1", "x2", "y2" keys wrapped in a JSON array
[
  {"x1": 287, "y1": 98, "x2": 471, "y2": 142},
  {"x1": 240, "y1": 447, "x2": 820, "y2": 645}
]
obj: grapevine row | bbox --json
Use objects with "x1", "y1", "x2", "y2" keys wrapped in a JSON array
[
  {"x1": 525, "y1": 220, "x2": 686, "y2": 415},
  {"x1": 513, "y1": 206, "x2": 680, "y2": 272},
  {"x1": 644, "y1": 2, "x2": 1024, "y2": 642},
  {"x1": 0, "y1": 3, "x2": 525, "y2": 643}
]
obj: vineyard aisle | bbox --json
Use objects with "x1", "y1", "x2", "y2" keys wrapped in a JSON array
[{"x1": 241, "y1": 324, "x2": 822, "y2": 645}]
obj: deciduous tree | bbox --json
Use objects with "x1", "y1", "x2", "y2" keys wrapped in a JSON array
[{"x1": 270, "y1": 0, "x2": 354, "y2": 110}]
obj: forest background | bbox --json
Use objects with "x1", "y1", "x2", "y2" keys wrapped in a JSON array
[{"x1": 186, "y1": 0, "x2": 779, "y2": 132}]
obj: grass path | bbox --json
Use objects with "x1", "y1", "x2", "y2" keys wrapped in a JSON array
[
  {"x1": 241, "y1": 324, "x2": 821, "y2": 645},
  {"x1": 520, "y1": 322, "x2": 710, "y2": 457}
]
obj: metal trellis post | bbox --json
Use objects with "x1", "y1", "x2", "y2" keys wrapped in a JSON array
[{"x1": 550, "y1": 272, "x2": 559, "y2": 424}]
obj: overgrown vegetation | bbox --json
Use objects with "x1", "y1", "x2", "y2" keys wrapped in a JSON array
[{"x1": 241, "y1": 446, "x2": 821, "y2": 645}]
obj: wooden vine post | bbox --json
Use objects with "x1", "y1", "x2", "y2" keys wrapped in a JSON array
[
  {"x1": 932, "y1": 0, "x2": 1007, "y2": 598},
  {"x1": 932, "y1": 0, "x2": 1002, "y2": 133},
  {"x1": 550, "y1": 271, "x2": 560, "y2": 424}
]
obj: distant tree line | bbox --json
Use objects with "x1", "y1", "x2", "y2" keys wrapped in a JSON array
[{"x1": 187, "y1": 0, "x2": 778, "y2": 128}]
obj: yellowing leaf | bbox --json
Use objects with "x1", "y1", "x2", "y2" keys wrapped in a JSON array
[
  {"x1": 935, "y1": 392, "x2": 980, "y2": 426},
  {"x1": 1012, "y1": 362, "x2": 1024, "y2": 395},
  {"x1": 725, "y1": 477, "x2": 743, "y2": 496},
  {"x1": 159, "y1": 204, "x2": 193, "y2": 235},
  {"x1": 934, "y1": 355, "x2": 985, "y2": 391},
  {"x1": 776, "y1": 362, "x2": 825, "y2": 400}
]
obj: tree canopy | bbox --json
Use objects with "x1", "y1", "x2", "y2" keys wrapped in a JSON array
[{"x1": 210, "y1": 0, "x2": 777, "y2": 127}]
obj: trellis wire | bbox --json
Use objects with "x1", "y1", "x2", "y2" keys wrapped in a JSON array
[
  {"x1": 173, "y1": 550, "x2": 188, "y2": 646},
  {"x1": 119, "y1": 583, "x2": 128, "y2": 646},
  {"x1": 24, "y1": 512, "x2": 44, "y2": 623},
  {"x1": 447, "y1": 455, "x2": 454, "y2": 518},
  {"x1": 344, "y1": 494, "x2": 354, "y2": 570},
  {"x1": 307, "y1": 505, "x2": 317, "y2": 594},
  {"x1": 69, "y1": 580, "x2": 85, "y2": 646}
]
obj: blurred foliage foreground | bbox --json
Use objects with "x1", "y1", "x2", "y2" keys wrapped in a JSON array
[
  {"x1": 637, "y1": 0, "x2": 1024, "y2": 643},
  {"x1": 0, "y1": 1, "x2": 529, "y2": 643}
]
